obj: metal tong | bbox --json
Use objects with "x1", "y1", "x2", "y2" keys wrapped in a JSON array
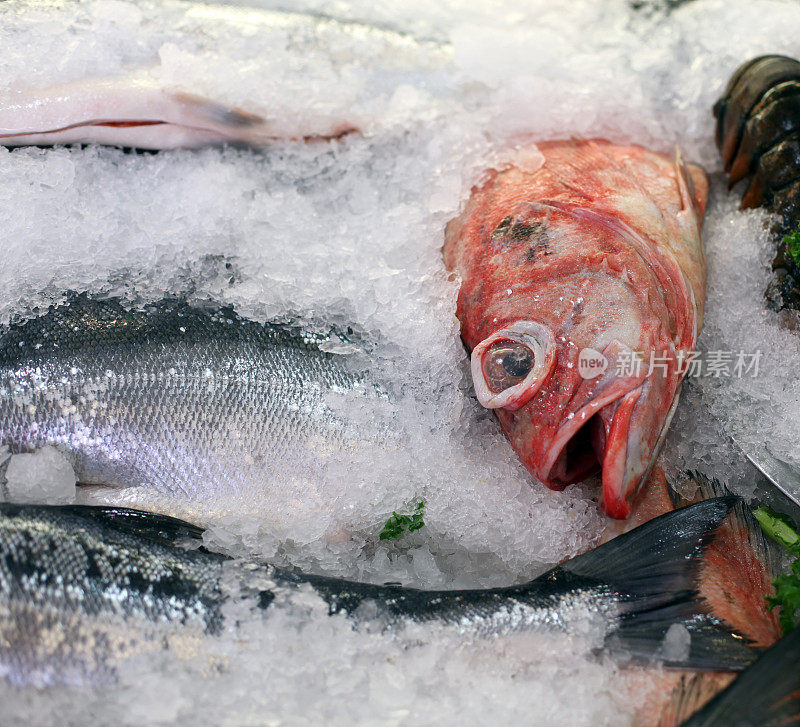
[{"x1": 733, "y1": 438, "x2": 800, "y2": 522}]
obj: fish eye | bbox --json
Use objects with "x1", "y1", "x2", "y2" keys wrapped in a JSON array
[
  {"x1": 483, "y1": 340, "x2": 535, "y2": 393},
  {"x1": 470, "y1": 320, "x2": 556, "y2": 411}
]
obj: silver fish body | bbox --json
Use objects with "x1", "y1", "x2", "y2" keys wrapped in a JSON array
[
  {"x1": 0, "y1": 296, "x2": 386, "y2": 524},
  {"x1": 0, "y1": 504, "x2": 226, "y2": 687},
  {"x1": 0, "y1": 498, "x2": 756, "y2": 686}
]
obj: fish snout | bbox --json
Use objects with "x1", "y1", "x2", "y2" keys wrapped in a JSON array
[
  {"x1": 469, "y1": 321, "x2": 556, "y2": 411},
  {"x1": 535, "y1": 375, "x2": 635, "y2": 498},
  {"x1": 533, "y1": 344, "x2": 679, "y2": 519},
  {"x1": 496, "y1": 337, "x2": 679, "y2": 519},
  {"x1": 473, "y1": 327, "x2": 682, "y2": 519}
]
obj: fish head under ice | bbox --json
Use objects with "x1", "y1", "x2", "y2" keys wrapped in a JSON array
[{"x1": 450, "y1": 192, "x2": 690, "y2": 519}]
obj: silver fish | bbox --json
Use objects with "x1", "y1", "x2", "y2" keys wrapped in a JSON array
[
  {"x1": 0, "y1": 498, "x2": 756, "y2": 687},
  {"x1": 0, "y1": 296, "x2": 390, "y2": 525},
  {"x1": 0, "y1": 3, "x2": 451, "y2": 148}
]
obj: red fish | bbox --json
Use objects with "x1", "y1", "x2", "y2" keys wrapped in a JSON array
[
  {"x1": 619, "y1": 469, "x2": 782, "y2": 726},
  {"x1": 444, "y1": 139, "x2": 708, "y2": 518}
]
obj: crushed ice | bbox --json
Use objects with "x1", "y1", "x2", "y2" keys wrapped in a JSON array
[
  {"x1": 1, "y1": 0, "x2": 799, "y2": 724},
  {"x1": 3, "y1": 447, "x2": 77, "y2": 505},
  {"x1": 660, "y1": 623, "x2": 692, "y2": 663}
]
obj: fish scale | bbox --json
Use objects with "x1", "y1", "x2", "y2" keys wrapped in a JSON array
[
  {"x1": 0, "y1": 295, "x2": 381, "y2": 524},
  {"x1": 0, "y1": 498, "x2": 758, "y2": 687}
]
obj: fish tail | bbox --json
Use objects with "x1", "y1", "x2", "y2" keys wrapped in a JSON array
[
  {"x1": 677, "y1": 625, "x2": 800, "y2": 726},
  {"x1": 670, "y1": 472, "x2": 783, "y2": 648},
  {"x1": 654, "y1": 673, "x2": 735, "y2": 727},
  {"x1": 562, "y1": 497, "x2": 756, "y2": 670}
]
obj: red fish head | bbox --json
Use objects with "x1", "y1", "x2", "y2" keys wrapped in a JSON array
[
  {"x1": 446, "y1": 140, "x2": 706, "y2": 520},
  {"x1": 469, "y1": 287, "x2": 681, "y2": 519},
  {"x1": 458, "y1": 198, "x2": 688, "y2": 519}
]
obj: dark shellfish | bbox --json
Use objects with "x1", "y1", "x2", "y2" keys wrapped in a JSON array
[
  {"x1": 714, "y1": 55, "x2": 800, "y2": 229},
  {"x1": 715, "y1": 55, "x2": 800, "y2": 309}
]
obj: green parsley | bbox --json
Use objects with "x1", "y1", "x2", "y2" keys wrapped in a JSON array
[
  {"x1": 782, "y1": 222, "x2": 800, "y2": 269},
  {"x1": 379, "y1": 500, "x2": 425, "y2": 540},
  {"x1": 753, "y1": 506, "x2": 800, "y2": 633}
]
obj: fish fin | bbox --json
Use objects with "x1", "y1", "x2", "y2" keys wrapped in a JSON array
[
  {"x1": 674, "y1": 148, "x2": 695, "y2": 212},
  {"x1": 52, "y1": 505, "x2": 205, "y2": 547},
  {"x1": 678, "y1": 626, "x2": 800, "y2": 726},
  {"x1": 673, "y1": 149, "x2": 708, "y2": 245},
  {"x1": 564, "y1": 497, "x2": 757, "y2": 669},
  {"x1": 668, "y1": 470, "x2": 732, "y2": 508},
  {"x1": 670, "y1": 473, "x2": 783, "y2": 648},
  {"x1": 655, "y1": 673, "x2": 734, "y2": 727},
  {"x1": 169, "y1": 92, "x2": 357, "y2": 141},
  {"x1": 169, "y1": 91, "x2": 268, "y2": 130}
]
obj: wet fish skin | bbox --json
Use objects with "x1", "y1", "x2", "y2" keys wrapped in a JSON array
[
  {"x1": 444, "y1": 139, "x2": 708, "y2": 518},
  {"x1": 0, "y1": 503, "x2": 227, "y2": 687},
  {"x1": 0, "y1": 77, "x2": 287, "y2": 150},
  {"x1": 0, "y1": 497, "x2": 756, "y2": 686},
  {"x1": 0, "y1": 295, "x2": 381, "y2": 524}
]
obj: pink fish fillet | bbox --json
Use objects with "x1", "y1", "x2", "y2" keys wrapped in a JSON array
[
  {"x1": 443, "y1": 139, "x2": 708, "y2": 518},
  {"x1": 0, "y1": 76, "x2": 356, "y2": 149}
]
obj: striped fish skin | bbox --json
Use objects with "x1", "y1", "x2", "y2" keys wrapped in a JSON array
[{"x1": 0, "y1": 498, "x2": 756, "y2": 687}]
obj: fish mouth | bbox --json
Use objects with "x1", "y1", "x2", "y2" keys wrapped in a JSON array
[
  {"x1": 535, "y1": 377, "x2": 638, "y2": 498},
  {"x1": 534, "y1": 372, "x2": 678, "y2": 519},
  {"x1": 541, "y1": 412, "x2": 607, "y2": 486}
]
